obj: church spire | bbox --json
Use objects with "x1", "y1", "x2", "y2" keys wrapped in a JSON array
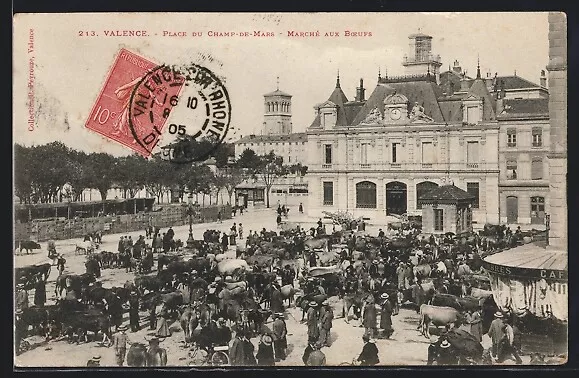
[
  {"x1": 476, "y1": 55, "x2": 481, "y2": 79},
  {"x1": 336, "y1": 69, "x2": 341, "y2": 88}
]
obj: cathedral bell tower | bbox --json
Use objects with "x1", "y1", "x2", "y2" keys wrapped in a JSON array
[
  {"x1": 402, "y1": 30, "x2": 442, "y2": 83},
  {"x1": 263, "y1": 78, "x2": 293, "y2": 135}
]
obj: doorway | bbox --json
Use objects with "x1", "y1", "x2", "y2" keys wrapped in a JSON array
[
  {"x1": 386, "y1": 181, "x2": 407, "y2": 216},
  {"x1": 506, "y1": 196, "x2": 518, "y2": 223}
]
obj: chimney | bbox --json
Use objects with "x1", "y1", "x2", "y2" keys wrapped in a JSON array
[
  {"x1": 355, "y1": 78, "x2": 366, "y2": 102},
  {"x1": 452, "y1": 59, "x2": 462, "y2": 74},
  {"x1": 540, "y1": 69, "x2": 547, "y2": 87},
  {"x1": 460, "y1": 78, "x2": 470, "y2": 92}
]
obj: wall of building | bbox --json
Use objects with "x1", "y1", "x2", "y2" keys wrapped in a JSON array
[{"x1": 234, "y1": 139, "x2": 307, "y2": 165}]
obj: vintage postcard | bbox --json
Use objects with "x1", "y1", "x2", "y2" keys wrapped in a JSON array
[{"x1": 13, "y1": 12, "x2": 567, "y2": 367}]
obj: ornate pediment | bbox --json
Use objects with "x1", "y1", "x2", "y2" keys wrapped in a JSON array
[
  {"x1": 384, "y1": 93, "x2": 409, "y2": 105},
  {"x1": 359, "y1": 106, "x2": 383, "y2": 125},
  {"x1": 315, "y1": 100, "x2": 337, "y2": 110}
]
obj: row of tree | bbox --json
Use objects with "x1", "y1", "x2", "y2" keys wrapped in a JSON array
[{"x1": 14, "y1": 142, "x2": 307, "y2": 208}]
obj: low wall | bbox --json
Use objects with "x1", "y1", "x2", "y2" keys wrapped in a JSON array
[{"x1": 14, "y1": 204, "x2": 232, "y2": 242}]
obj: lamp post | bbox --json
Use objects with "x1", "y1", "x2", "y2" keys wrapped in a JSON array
[{"x1": 186, "y1": 194, "x2": 195, "y2": 248}]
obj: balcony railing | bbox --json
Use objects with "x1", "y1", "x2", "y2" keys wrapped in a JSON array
[
  {"x1": 421, "y1": 163, "x2": 433, "y2": 168},
  {"x1": 360, "y1": 164, "x2": 372, "y2": 168},
  {"x1": 321, "y1": 164, "x2": 332, "y2": 169},
  {"x1": 390, "y1": 163, "x2": 401, "y2": 168},
  {"x1": 311, "y1": 163, "x2": 497, "y2": 170},
  {"x1": 467, "y1": 163, "x2": 479, "y2": 168}
]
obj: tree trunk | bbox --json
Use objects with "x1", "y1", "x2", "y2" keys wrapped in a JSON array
[
  {"x1": 265, "y1": 186, "x2": 271, "y2": 208},
  {"x1": 99, "y1": 189, "x2": 108, "y2": 201}
]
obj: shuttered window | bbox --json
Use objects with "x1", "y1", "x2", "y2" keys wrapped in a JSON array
[
  {"x1": 323, "y1": 182, "x2": 333, "y2": 206},
  {"x1": 531, "y1": 158, "x2": 543, "y2": 180},
  {"x1": 434, "y1": 209, "x2": 444, "y2": 231},
  {"x1": 467, "y1": 182, "x2": 480, "y2": 209}
]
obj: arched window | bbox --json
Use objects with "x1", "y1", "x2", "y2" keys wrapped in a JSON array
[
  {"x1": 416, "y1": 181, "x2": 439, "y2": 209},
  {"x1": 356, "y1": 181, "x2": 377, "y2": 208}
]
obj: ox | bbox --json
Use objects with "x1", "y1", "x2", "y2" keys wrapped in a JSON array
[{"x1": 418, "y1": 304, "x2": 460, "y2": 338}]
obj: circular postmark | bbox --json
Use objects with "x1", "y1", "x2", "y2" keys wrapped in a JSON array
[{"x1": 128, "y1": 63, "x2": 231, "y2": 163}]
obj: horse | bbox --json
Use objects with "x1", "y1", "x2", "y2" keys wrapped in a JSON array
[{"x1": 342, "y1": 290, "x2": 368, "y2": 324}]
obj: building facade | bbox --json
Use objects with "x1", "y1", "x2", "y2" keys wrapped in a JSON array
[
  {"x1": 234, "y1": 86, "x2": 310, "y2": 207},
  {"x1": 306, "y1": 31, "x2": 549, "y2": 228}
]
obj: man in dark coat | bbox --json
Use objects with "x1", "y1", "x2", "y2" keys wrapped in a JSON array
[
  {"x1": 357, "y1": 335, "x2": 379, "y2": 366},
  {"x1": 318, "y1": 300, "x2": 333, "y2": 347},
  {"x1": 256, "y1": 334, "x2": 275, "y2": 366},
  {"x1": 436, "y1": 339, "x2": 458, "y2": 365},
  {"x1": 272, "y1": 313, "x2": 287, "y2": 361},
  {"x1": 149, "y1": 301, "x2": 157, "y2": 330},
  {"x1": 281, "y1": 265, "x2": 295, "y2": 287},
  {"x1": 306, "y1": 301, "x2": 320, "y2": 342},
  {"x1": 221, "y1": 233, "x2": 229, "y2": 250},
  {"x1": 129, "y1": 292, "x2": 140, "y2": 332},
  {"x1": 146, "y1": 337, "x2": 167, "y2": 366},
  {"x1": 214, "y1": 318, "x2": 232, "y2": 346},
  {"x1": 306, "y1": 343, "x2": 326, "y2": 366},
  {"x1": 270, "y1": 285, "x2": 284, "y2": 314},
  {"x1": 34, "y1": 279, "x2": 46, "y2": 307},
  {"x1": 379, "y1": 293, "x2": 393, "y2": 339}
]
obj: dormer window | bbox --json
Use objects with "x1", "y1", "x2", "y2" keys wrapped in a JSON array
[
  {"x1": 462, "y1": 96, "x2": 483, "y2": 125},
  {"x1": 315, "y1": 101, "x2": 338, "y2": 129}
]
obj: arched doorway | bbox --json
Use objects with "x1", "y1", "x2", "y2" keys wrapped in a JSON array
[
  {"x1": 386, "y1": 181, "x2": 407, "y2": 216},
  {"x1": 356, "y1": 181, "x2": 377, "y2": 208},
  {"x1": 506, "y1": 196, "x2": 518, "y2": 223},
  {"x1": 416, "y1": 181, "x2": 439, "y2": 210}
]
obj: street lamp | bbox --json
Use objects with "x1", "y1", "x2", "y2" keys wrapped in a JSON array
[{"x1": 186, "y1": 194, "x2": 195, "y2": 248}]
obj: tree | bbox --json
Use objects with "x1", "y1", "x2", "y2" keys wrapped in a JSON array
[
  {"x1": 221, "y1": 165, "x2": 246, "y2": 205},
  {"x1": 66, "y1": 150, "x2": 91, "y2": 201},
  {"x1": 86, "y1": 152, "x2": 117, "y2": 200},
  {"x1": 238, "y1": 150, "x2": 288, "y2": 208},
  {"x1": 14, "y1": 144, "x2": 33, "y2": 204},
  {"x1": 144, "y1": 158, "x2": 176, "y2": 203},
  {"x1": 28, "y1": 142, "x2": 74, "y2": 203},
  {"x1": 114, "y1": 154, "x2": 148, "y2": 198}
]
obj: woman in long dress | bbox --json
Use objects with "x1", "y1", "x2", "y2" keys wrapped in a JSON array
[
  {"x1": 469, "y1": 309, "x2": 483, "y2": 342},
  {"x1": 156, "y1": 305, "x2": 172, "y2": 338}
]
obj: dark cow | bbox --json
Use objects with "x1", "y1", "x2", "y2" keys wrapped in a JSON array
[
  {"x1": 20, "y1": 306, "x2": 53, "y2": 338},
  {"x1": 85, "y1": 258, "x2": 101, "y2": 278},
  {"x1": 61, "y1": 309, "x2": 112, "y2": 345},
  {"x1": 430, "y1": 294, "x2": 482, "y2": 312},
  {"x1": 15, "y1": 263, "x2": 51, "y2": 288},
  {"x1": 134, "y1": 275, "x2": 163, "y2": 294},
  {"x1": 157, "y1": 254, "x2": 181, "y2": 272},
  {"x1": 18, "y1": 240, "x2": 41, "y2": 254},
  {"x1": 55, "y1": 273, "x2": 96, "y2": 299}
]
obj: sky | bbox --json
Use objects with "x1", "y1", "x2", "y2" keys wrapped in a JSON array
[{"x1": 13, "y1": 12, "x2": 550, "y2": 157}]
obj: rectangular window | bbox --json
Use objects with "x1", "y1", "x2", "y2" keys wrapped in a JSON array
[
  {"x1": 531, "y1": 158, "x2": 543, "y2": 180},
  {"x1": 507, "y1": 129, "x2": 517, "y2": 147},
  {"x1": 466, "y1": 182, "x2": 480, "y2": 209},
  {"x1": 421, "y1": 142, "x2": 434, "y2": 164},
  {"x1": 434, "y1": 209, "x2": 444, "y2": 231},
  {"x1": 323, "y1": 113, "x2": 331, "y2": 129},
  {"x1": 532, "y1": 128, "x2": 543, "y2": 147},
  {"x1": 323, "y1": 182, "x2": 333, "y2": 206},
  {"x1": 506, "y1": 160, "x2": 518, "y2": 180},
  {"x1": 361, "y1": 143, "x2": 368, "y2": 164},
  {"x1": 467, "y1": 141, "x2": 479, "y2": 165},
  {"x1": 392, "y1": 143, "x2": 399, "y2": 163},
  {"x1": 324, "y1": 144, "x2": 332, "y2": 164},
  {"x1": 467, "y1": 106, "x2": 479, "y2": 124}
]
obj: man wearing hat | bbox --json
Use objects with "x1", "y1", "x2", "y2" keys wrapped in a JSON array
[
  {"x1": 256, "y1": 334, "x2": 275, "y2": 366},
  {"x1": 16, "y1": 283, "x2": 29, "y2": 311},
  {"x1": 436, "y1": 339, "x2": 458, "y2": 365},
  {"x1": 369, "y1": 260, "x2": 379, "y2": 278},
  {"x1": 306, "y1": 301, "x2": 320, "y2": 343},
  {"x1": 362, "y1": 295, "x2": 377, "y2": 338},
  {"x1": 86, "y1": 355, "x2": 101, "y2": 367},
  {"x1": 112, "y1": 325, "x2": 129, "y2": 366},
  {"x1": 357, "y1": 334, "x2": 379, "y2": 366},
  {"x1": 487, "y1": 311, "x2": 506, "y2": 359},
  {"x1": 146, "y1": 337, "x2": 167, "y2": 366},
  {"x1": 379, "y1": 293, "x2": 394, "y2": 339},
  {"x1": 272, "y1": 313, "x2": 287, "y2": 361},
  {"x1": 427, "y1": 335, "x2": 439, "y2": 365},
  {"x1": 128, "y1": 291, "x2": 140, "y2": 332},
  {"x1": 318, "y1": 300, "x2": 333, "y2": 347},
  {"x1": 214, "y1": 317, "x2": 232, "y2": 346}
]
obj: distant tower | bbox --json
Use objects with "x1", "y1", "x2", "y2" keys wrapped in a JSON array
[
  {"x1": 263, "y1": 77, "x2": 293, "y2": 135},
  {"x1": 402, "y1": 30, "x2": 442, "y2": 83}
]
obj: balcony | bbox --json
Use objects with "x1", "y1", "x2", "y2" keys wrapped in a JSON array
[
  {"x1": 421, "y1": 163, "x2": 433, "y2": 169},
  {"x1": 360, "y1": 164, "x2": 372, "y2": 169},
  {"x1": 467, "y1": 163, "x2": 479, "y2": 169},
  {"x1": 390, "y1": 163, "x2": 401, "y2": 168},
  {"x1": 321, "y1": 164, "x2": 332, "y2": 169}
]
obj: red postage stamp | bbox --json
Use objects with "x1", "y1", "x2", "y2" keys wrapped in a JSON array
[{"x1": 85, "y1": 48, "x2": 184, "y2": 157}]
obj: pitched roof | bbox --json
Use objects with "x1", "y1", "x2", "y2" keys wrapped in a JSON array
[
  {"x1": 235, "y1": 132, "x2": 307, "y2": 144},
  {"x1": 498, "y1": 75, "x2": 541, "y2": 90},
  {"x1": 498, "y1": 98, "x2": 549, "y2": 119},
  {"x1": 308, "y1": 84, "x2": 355, "y2": 128},
  {"x1": 351, "y1": 80, "x2": 445, "y2": 125},
  {"x1": 264, "y1": 89, "x2": 292, "y2": 97},
  {"x1": 465, "y1": 78, "x2": 497, "y2": 121},
  {"x1": 419, "y1": 185, "x2": 475, "y2": 203},
  {"x1": 440, "y1": 72, "x2": 542, "y2": 92}
]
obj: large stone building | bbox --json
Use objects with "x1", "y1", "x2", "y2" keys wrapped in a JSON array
[
  {"x1": 305, "y1": 31, "x2": 550, "y2": 228},
  {"x1": 234, "y1": 86, "x2": 309, "y2": 207}
]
